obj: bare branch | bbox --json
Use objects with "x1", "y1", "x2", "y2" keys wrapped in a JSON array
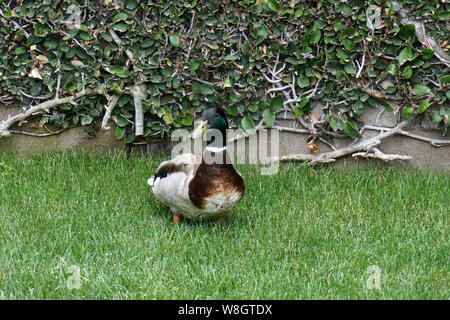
[
  {"x1": 275, "y1": 116, "x2": 416, "y2": 164},
  {"x1": 0, "y1": 90, "x2": 87, "y2": 137},
  {"x1": 355, "y1": 40, "x2": 366, "y2": 79},
  {"x1": 363, "y1": 124, "x2": 450, "y2": 147},
  {"x1": 132, "y1": 84, "x2": 146, "y2": 136},
  {"x1": 8, "y1": 128, "x2": 69, "y2": 137},
  {"x1": 101, "y1": 95, "x2": 120, "y2": 130},
  {"x1": 352, "y1": 149, "x2": 412, "y2": 162}
]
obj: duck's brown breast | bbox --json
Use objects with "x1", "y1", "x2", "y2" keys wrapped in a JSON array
[{"x1": 188, "y1": 163, "x2": 245, "y2": 210}]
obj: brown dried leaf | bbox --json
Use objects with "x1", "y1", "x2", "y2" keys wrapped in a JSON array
[
  {"x1": 36, "y1": 55, "x2": 49, "y2": 64},
  {"x1": 310, "y1": 111, "x2": 320, "y2": 123},
  {"x1": 307, "y1": 140, "x2": 319, "y2": 154},
  {"x1": 28, "y1": 67, "x2": 42, "y2": 80},
  {"x1": 71, "y1": 59, "x2": 85, "y2": 67}
]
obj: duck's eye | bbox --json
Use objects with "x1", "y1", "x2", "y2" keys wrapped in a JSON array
[{"x1": 214, "y1": 113, "x2": 220, "y2": 118}]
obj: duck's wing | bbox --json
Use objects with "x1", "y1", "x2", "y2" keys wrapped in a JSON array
[{"x1": 148, "y1": 153, "x2": 202, "y2": 207}]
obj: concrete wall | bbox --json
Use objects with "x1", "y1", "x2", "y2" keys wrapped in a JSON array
[{"x1": 1, "y1": 104, "x2": 449, "y2": 172}]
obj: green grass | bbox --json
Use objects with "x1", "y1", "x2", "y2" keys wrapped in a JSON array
[{"x1": 0, "y1": 152, "x2": 448, "y2": 299}]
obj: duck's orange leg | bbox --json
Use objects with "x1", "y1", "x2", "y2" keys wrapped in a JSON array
[
  {"x1": 216, "y1": 217, "x2": 222, "y2": 227},
  {"x1": 173, "y1": 215, "x2": 181, "y2": 225}
]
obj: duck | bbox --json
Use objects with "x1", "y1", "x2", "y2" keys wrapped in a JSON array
[{"x1": 147, "y1": 106, "x2": 245, "y2": 225}]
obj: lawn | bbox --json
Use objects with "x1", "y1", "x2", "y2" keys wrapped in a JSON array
[{"x1": 0, "y1": 152, "x2": 448, "y2": 299}]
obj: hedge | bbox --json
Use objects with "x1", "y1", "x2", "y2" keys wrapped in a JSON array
[{"x1": 0, "y1": 0, "x2": 449, "y2": 143}]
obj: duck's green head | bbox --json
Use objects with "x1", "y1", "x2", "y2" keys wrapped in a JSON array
[{"x1": 191, "y1": 107, "x2": 228, "y2": 142}]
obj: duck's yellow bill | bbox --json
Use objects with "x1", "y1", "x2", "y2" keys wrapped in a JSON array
[{"x1": 191, "y1": 120, "x2": 209, "y2": 139}]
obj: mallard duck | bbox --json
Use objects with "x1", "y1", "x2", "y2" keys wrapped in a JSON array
[{"x1": 148, "y1": 106, "x2": 245, "y2": 224}]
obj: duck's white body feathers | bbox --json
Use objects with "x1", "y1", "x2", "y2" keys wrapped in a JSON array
[{"x1": 148, "y1": 148, "x2": 245, "y2": 221}]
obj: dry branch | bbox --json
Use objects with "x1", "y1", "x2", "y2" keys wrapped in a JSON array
[
  {"x1": 363, "y1": 124, "x2": 450, "y2": 147},
  {"x1": 0, "y1": 90, "x2": 87, "y2": 137},
  {"x1": 352, "y1": 147, "x2": 412, "y2": 162},
  {"x1": 275, "y1": 116, "x2": 415, "y2": 165},
  {"x1": 132, "y1": 84, "x2": 146, "y2": 136},
  {"x1": 101, "y1": 94, "x2": 120, "y2": 130}
]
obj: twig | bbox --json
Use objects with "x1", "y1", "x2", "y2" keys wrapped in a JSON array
[
  {"x1": 355, "y1": 40, "x2": 366, "y2": 79},
  {"x1": 109, "y1": 29, "x2": 134, "y2": 60},
  {"x1": 363, "y1": 124, "x2": 450, "y2": 147},
  {"x1": 19, "y1": 89, "x2": 48, "y2": 100},
  {"x1": 55, "y1": 55, "x2": 62, "y2": 99},
  {"x1": 8, "y1": 128, "x2": 69, "y2": 137}
]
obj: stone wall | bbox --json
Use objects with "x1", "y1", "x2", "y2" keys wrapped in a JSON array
[{"x1": 1, "y1": 104, "x2": 449, "y2": 172}]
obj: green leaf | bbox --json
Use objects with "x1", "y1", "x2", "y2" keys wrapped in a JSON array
[
  {"x1": 438, "y1": 11, "x2": 450, "y2": 20},
  {"x1": 269, "y1": 95, "x2": 283, "y2": 111},
  {"x1": 329, "y1": 118, "x2": 338, "y2": 132},
  {"x1": 402, "y1": 65, "x2": 413, "y2": 79},
  {"x1": 398, "y1": 46, "x2": 413, "y2": 66},
  {"x1": 163, "y1": 113, "x2": 173, "y2": 124},
  {"x1": 169, "y1": 35, "x2": 180, "y2": 47},
  {"x1": 112, "y1": 13, "x2": 128, "y2": 22},
  {"x1": 118, "y1": 94, "x2": 131, "y2": 107},
  {"x1": 421, "y1": 48, "x2": 434, "y2": 59},
  {"x1": 297, "y1": 76, "x2": 310, "y2": 88},
  {"x1": 126, "y1": 133, "x2": 136, "y2": 143},
  {"x1": 81, "y1": 115, "x2": 93, "y2": 126},
  {"x1": 343, "y1": 121, "x2": 361, "y2": 139},
  {"x1": 181, "y1": 116, "x2": 193, "y2": 126},
  {"x1": 116, "y1": 117, "x2": 129, "y2": 127},
  {"x1": 267, "y1": 0, "x2": 280, "y2": 12},
  {"x1": 418, "y1": 100, "x2": 430, "y2": 113},
  {"x1": 248, "y1": 104, "x2": 258, "y2": 112},
  {"x1": 402, "y1": 106, "x2": 415, "y2": 119},
  {"x1": 440, "y1": 75, "x2": 450, "y2": 84},
  {"x1": 430, "y1": 111, "x2": 443, "y2": 123},
  {"x1": 397, "y1": 24, "x2": 416, "y2": 41},
  {"x1": 224, "y1": 55, "x2": 239, "y2": 61},
  {"x1": 39, "y1": 117, "x2": 49, "y2": 127},
  {"x1": 112, "y1": 23, "x2": 127, "y2": 32},
  {"x1": 294, "y1": 106, "x2": 304, "y2": 118},
  {"x1": 13, "y1": 47, "x2": 26, "y2": 55},
  {"x1": 262, "y1": 109, "x2": 275, "y2": 127},
  {"x1": 241, "y1": 116, "x2": 255, "y2": 134},
  {"x1": 342, "y1": 39, "x2": 354, "y2": 51},
  {"x1": 336, "y1": 50, "x2": 348, "y2": 59},
  {"x1": 386, "y1": 64, "x2": 398, "y2": 76},
  {"x1": 344, "y1": 63, "x2": 356, "y2": 75},
  {"x1": 308, "y1": 29, "x2": 321, "y2": 45},
  {"x1": 298, "y1": 97, "x2": 310, "y2": 109},
  {"x1": 115, "y1": 126, "x2": 126, "y2": 139},
  {"x1": 196, "y1": 82, "x2": 214, "y2": 95},
  {"x1": 107, "y1": 65, "x2": 127, "y2": 76},
  {"x1": 412, "y1": 85, "x2": 431, "y2": 96}
]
